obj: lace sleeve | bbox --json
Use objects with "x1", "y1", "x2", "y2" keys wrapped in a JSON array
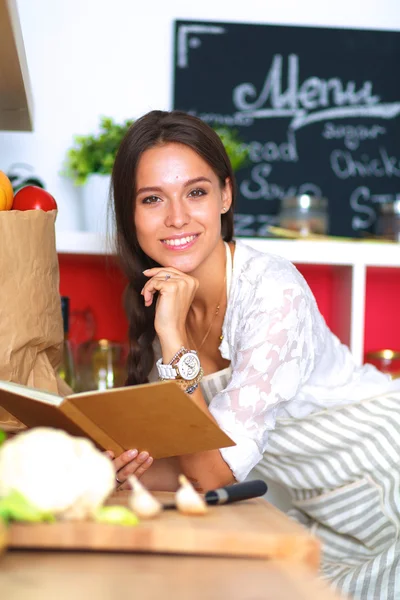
[{"x1": 209, "y1": 268, "x2": 319, "y2": 481}]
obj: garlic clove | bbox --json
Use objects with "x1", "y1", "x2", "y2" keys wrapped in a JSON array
[
  {"x1": 175, "y1": 474, "x2": 208, "y2": 515},
  {"x1": 128, "y1": 475, "x2": 162, "y2": 519}
]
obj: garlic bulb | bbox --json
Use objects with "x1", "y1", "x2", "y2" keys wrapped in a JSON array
[
  {"x1": 175, "y1": 475, "x2": 207, "y2": 515},
  {"x1": 128, "y1": 475, "x2": 162, "y2": 519}
]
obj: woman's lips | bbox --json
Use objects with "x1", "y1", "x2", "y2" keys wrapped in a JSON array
[{"x1": 160, "y1": 234, "x2": 199, "y2": 250}]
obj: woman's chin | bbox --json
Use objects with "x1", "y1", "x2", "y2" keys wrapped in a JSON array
[{"x1": 165, "y1": 258, "x2": 198, "y2": 273}]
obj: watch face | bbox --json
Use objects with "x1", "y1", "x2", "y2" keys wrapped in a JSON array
[{"x1": 178, "y1": 352, "x2": 201, "y2": 380}]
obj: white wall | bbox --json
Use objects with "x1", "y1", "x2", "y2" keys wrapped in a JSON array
[{"x1": 1, "y1": 0, "x2": 400, "y2": 231}]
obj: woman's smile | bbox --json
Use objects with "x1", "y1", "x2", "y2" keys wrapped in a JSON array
[
  {"x1": 134, "y1": 142, "x2": 231, "y2": 272},
  {"x1": 160, "y1": 233, "x2": 200, "y2": 250}
]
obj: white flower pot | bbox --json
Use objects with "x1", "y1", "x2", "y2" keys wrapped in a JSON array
[{"x1": 80, "y1": 174, "x2": 113, "y2": 235}]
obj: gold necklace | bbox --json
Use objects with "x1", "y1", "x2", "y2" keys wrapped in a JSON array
[{"x1": 188, "y1": 273, "x2": 227, "y2": 352}]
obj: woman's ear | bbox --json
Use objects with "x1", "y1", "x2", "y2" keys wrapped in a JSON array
[{"x1": 221, "y1": 177, "x2": 233, "y2": 213}]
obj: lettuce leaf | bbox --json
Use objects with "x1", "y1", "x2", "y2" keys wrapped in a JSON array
[{"x1": 0, "y1": 490, "x2": 55, "y2": 524}]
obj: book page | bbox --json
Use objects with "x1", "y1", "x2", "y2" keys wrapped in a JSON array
[
  {"x1": 0, "y1": 380, "x2": 63, "y2": 406},
  {"x1": 68, "y1": 380, "x2": 235, "y2": 458}
]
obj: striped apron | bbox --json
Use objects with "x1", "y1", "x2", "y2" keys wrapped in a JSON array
[{"x1": 201, "y1": 370, "x2": 400, "y2": 600}]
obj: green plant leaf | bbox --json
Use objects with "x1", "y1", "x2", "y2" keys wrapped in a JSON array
[
  {"x1": 0, "y1": 430, "x2": 5, "y2": 446},
  {"x1": 0, "y1": 490, "x2": 55, "y2": 524},
  {"x1": 62, "y1": 116, "x2": 134, "y2": 186},
  {"x1": 213, "y1": 126, "x2": 250, "y2": 172}
]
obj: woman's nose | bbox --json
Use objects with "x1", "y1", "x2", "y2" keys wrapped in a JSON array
[{"x1": 164, "y1": 201, "x2": 190, "y2": 228}]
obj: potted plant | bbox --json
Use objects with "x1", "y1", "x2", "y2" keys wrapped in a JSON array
[
  {"x1": 62, "y1": 116, "x2": 134, "y2": 234},
  {"x1": 63, "y1": 117, "x2": 248, "y2": 235},
  {"x1": 63, "y1": 116, "x2": 134, "y2": 186}
]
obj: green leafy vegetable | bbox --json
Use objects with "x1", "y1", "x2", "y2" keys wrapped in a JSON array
[
  {"x1": 94, "y1": 505, "x2": 139, "y2": 526},
  {"x1": 0, "y1": 490, "x2": 55, "y2": 524},
  {"x1": 0, "y1": 429, "x2": 5, "y2": 446}
]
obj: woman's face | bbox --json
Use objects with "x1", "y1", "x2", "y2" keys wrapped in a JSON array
[{"x1": 134, "y1": 142, "x2": 231, "y2": 273}]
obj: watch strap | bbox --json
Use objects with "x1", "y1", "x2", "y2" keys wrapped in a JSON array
[{"x1": 156, "y1": 358, "x2": 177, "y2": 379}]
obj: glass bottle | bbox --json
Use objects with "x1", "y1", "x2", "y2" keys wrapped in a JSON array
[
  {"x1": 58, "y1": 296, "x2": 76, "y2": 390},
  {"x1": 279, "y1": 194, "x2": 329, "y2": 236},
  {"x1": 76, "y1": 339, "x2": 126, "y2": 392},
  {"x1": 376, "y1": 200, "x2": 400, "y2": 242}
]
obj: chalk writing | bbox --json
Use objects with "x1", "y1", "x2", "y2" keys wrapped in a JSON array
[
  {"x1": 350, "y1": 187, "x2": 379, "y2": 230},
  {"x1": 331, "y1": 149, "x2": 400, "y2": 180},
  {"x1": 322, "y1": 123, "x2": 386, "y2": 150},
  {"x1": 240, "y1": 163, "x2": 321, "y2": 201},
  {"x1": 174, "y1": 21, "x2": 400, "y2": 236},
  {"x1": 247, "y1": 130, "x2": 298, "y2": 163}
]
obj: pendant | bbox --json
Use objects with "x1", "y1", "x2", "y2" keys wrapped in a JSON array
[{"x1": 219, "y1": 334, "x2": 224, "y2": 341}]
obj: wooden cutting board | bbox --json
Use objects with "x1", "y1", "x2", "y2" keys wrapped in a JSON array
[{"x1": 7, "y1": 492, "x2": 320, "y2": 570}]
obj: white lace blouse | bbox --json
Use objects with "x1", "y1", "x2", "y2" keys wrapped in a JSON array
[
  {"x1": 204, "y1": 240, "x2": 399, "y2": 482},
  {"x1": 150, "y1": 240, "x2": 398, "y2": 482}
]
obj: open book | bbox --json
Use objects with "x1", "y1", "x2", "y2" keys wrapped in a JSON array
[{"x1": 0, "y1": 380, "x2": 235, "y2": 458}]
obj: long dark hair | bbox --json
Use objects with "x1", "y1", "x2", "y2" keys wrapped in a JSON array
[{"x1": 111, "y1": 110, "x2": 236, "y2": 386}]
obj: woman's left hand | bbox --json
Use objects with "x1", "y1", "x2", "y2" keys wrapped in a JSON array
[
  {"x1": 142, "y1": 267, "x2": 198, "y2": 344},
  {"x1": 105, "y1": 449, "x2": 154, "y2": 490}
]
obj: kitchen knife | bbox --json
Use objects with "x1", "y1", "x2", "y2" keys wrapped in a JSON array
[
  {"x1": 163, "y1": 479, "x2": 268, "y2": 509},
  {"x1": 204, "y1": 479, "x2": 268, "y2": 505}
]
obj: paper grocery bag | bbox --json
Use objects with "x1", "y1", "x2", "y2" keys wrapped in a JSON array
[{"x1": 0, "y1": 209, "x2": 63, "y2": 431}]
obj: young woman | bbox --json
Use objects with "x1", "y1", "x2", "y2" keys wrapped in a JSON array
[{"x1": 108, "y1": 110, "x2": 400, "y2": 599}]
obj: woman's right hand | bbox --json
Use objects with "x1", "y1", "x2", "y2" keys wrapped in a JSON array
[
  {"x1": 105, "y1": 449, "x2": 153, "y2": 490},
  {"x1": 141, "y1": 266, "x2": 198, "y2": 348}
]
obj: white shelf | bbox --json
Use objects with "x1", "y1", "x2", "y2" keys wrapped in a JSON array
[
  {"x1": 245, "y1": 238, "x2": 400, "y2": 267},
  {"x1": 56, "y1": 232, "x2": 400, "y2": 267},
  {"x1": 56, "y1": 232, "x2": 400, "y2": 366},
  {"x1": 56, "y1": 231, "x2": 111, "y2": 255}
]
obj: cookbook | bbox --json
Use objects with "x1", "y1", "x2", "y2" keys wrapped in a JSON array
[{"x1": 0, "y1": 380, "x2": 235, "y2": 458}]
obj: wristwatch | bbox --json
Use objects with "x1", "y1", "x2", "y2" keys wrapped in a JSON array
[{"x1": 156, "y1": 347, "x2": 201, "y2": 381}]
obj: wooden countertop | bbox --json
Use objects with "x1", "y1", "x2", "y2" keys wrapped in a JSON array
[
  {"x1": 0, "y1": 552, "x2": 346, "y2": 600},
  {"x1": 0, "y1": 492, "x2": 347, "y2": 599}
]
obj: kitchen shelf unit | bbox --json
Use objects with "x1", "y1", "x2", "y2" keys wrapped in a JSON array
[{"x1": 56, "y1": 232, "x2": 400, "y2": 365}]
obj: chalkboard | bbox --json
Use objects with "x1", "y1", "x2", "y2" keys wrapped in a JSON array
[{"x1": 172, "y1": 20, "x2": 400, "y2": 237}]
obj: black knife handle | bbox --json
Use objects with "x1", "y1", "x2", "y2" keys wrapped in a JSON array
[{"x1": 205, "y1": 479, "x2": 268, "y2": 505}]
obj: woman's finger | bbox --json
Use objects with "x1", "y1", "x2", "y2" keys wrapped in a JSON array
[
  {"x1": 114, "y1": 450, "x2": 154, "y2": 488},
  {"x1": 113, "y1": 448, "x2": 138, "y2": 472},
  {"x1": 143, "y1": 266, "x2": 190, "y2": 277},
  {"x1": 142, "y1": 273, "x2": 197, "y2": 307},
  {"x1": 116, "y1": 456, "x2": 154, "y2": 490},
  {"x1": 141, "y1": 276, "x2": 184, "y2": 307},
  {"x1": 117, "y1": 451, "x2": 153, "y2": 479}
]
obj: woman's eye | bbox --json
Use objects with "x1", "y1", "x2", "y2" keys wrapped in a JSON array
[
  {"x1": 142, "y1": 195, "x2": 161, "y2": 204},
  {"x1": 188, "y1": 188, "x2": 206, "y2": 198}
]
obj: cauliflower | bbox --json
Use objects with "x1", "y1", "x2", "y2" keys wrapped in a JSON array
[{"x1": 0, "y1": 428, "x2": 115, "y2": 520}]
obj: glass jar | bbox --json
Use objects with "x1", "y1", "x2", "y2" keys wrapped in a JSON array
[
  {"x1": 279, "y1": 194, "x2": 329, "y2": 236},
  {"x1": 376, "y1": 200, "x2": 400, "y2": 242},
  {"x1": 75, "y1": 339, "x2": 127, "y2": 392},
  {"x1": 365, "y1": 349, "x2": 400, "y2": 379}
]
